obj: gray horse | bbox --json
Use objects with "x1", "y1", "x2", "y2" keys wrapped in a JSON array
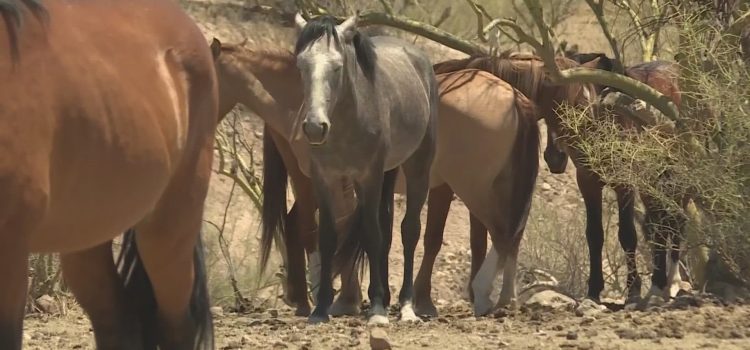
[{"x1": 293, "y1": 13, "x2": 438, "y2": 325}]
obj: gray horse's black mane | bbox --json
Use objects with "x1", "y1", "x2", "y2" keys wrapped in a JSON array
[
  {"x1": 1, "y1": 0, "x2": 47, "y2": 61},
  {"x1": 294, "y1": 15, "x2": 377, "y2": 81}
]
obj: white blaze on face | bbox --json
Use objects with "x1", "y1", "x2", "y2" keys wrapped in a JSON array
[{"x1": 299, "y1": 38, "x2": 345, "y2": 121}]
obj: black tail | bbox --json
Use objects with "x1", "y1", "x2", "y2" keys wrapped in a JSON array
[
  {"x1": 504, "y1": 91, "x2": 541, "y2": 240},
  {"x1": 332, "y1": 168, "x2": 398, "y2": 279},
  {"x1": 0, "y1": 0, "x2": 48, "y2": 61},
  {"x1": 260, "y1": 125, "x2": 288, "y2": 273},
  {"x1": 332, "y1": 203, "x2": 366, "y2": 278},
  {"x1": 117, "y1": 229, "x2": 214, "y2": 350}
]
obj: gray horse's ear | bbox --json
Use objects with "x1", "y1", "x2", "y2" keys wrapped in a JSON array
[
  {"x1": 336, "y1": 13, "x2": 359, "y2": 42},
  {"x1": 295, "y1": 13, "x2": 307, "y2": 31}
]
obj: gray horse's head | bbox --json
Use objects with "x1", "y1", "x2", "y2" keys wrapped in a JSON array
[{"x1": 293, "y1": 13, "x2": 376, "y2": 145}]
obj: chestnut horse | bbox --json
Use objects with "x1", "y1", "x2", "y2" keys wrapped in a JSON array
[
  {"x1": 1, "y1": 0, "x2": 217, "y2": 349},
  {"x1": 415, "y1": 53, "x2": 596, "y2": 315}
]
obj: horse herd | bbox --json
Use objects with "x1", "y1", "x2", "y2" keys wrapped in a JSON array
[{"x1": 0, "y1": 1, "x2": 684, "y2": 349}]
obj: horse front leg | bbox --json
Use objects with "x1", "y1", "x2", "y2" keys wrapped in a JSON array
[
  {"x1": 577, "y1": 168, "x2": 606, "y2": 302},
  {"x1": 355, "y1": 172, "x2": 390, "y2": 325}
]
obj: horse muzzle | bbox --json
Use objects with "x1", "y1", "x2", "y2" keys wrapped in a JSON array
[{"x1": 302, "y1": 119, "x2": 330, "y2": 146}]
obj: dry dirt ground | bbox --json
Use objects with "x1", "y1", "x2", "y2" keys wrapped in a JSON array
[{"x1": 21, "y1": 1, "x2": 750, "y2": 349}]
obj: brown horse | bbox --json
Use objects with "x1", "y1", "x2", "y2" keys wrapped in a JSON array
[
  {"x1": 210, "y1": 38, "x2": 361, "y2": 317},
  {"x1": 566, "y1": 52, "x2": 687, "y2": 301},
  {"x1": 413, "y1": 53, "x2": 596, "y2": 316},
  {"x1": 1, "y1": 1, "x2": 217, "y2": 349}
]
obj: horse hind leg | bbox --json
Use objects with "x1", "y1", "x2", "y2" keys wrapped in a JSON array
[
  {"x1": 61, "y1": 241, "x2": 142, "y2": 349},
  {"x1": 0, "y1": 232, "x2": 31, "y2": 350},
  {"x1": 471, "y1": 241, "x2": 504, "y2": 316},
  {"x1": 614, "y1": 186, "x2": 642, "y2": 302},
  {"x1": 495, "y1": 242, "x2": 520, "y2": 311},
  {"x1": 413, "y1": 183, "x2": 453, "y2": 318},
  {"x1": 467, "y1": 214, "x2": 488, "y2": 302},
  {"x1": 0, "y1": 182, "x2": 47, "y2": 349}
]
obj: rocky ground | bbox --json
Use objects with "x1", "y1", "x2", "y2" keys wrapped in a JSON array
[
  {"x1": 20, "y1": 1, "x2": 750, "y2": 349},
  {"x1": 21, "y1": 293, "x2": 750, "y2": 349}
]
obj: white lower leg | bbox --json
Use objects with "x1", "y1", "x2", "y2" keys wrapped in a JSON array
[
  {"x1": 472, "y1": 244, "x2": 503, "y2": 315},
  {"x1": 666, "y1": 257, "x2": 682, "y2": 298},
  {"x1": 307, "y1": 251, "x2": 321, "y2": 305},
  {"x1": 497, "y1": 255, "x2": 518, "y2": 308},
  {"x1": 399, "y1": 301, "x2": 420, "y2": 322}
]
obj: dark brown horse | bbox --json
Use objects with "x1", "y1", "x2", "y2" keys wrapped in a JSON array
[
  {"x1": 1, "y1": 0, "x2": 217, "y2": 349},
  {"x1": 566, "y1": 52, "x2": 687, "y2": 301},
  {"x1": 412, "y1": 53, "x2": 595, "y2": 315}
]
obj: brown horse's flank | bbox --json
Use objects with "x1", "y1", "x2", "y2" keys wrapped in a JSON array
[{"x1": 1, "y1": 1, "x2": 217, "y2": 348}]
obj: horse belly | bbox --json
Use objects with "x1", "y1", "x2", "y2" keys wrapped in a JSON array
[
  {"x1": 28, "y1": 107, "x2": 179, "y2": 253},
  {"x1": 428, "y1": 89, "x2": 518, "y2": 209}
]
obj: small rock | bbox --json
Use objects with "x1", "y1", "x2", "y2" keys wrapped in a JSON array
[
  {"x1": 241, "y1": 335, "x2": 253, "y2": 345},
  {"x1": 615, "y1": 328, "x2": 640, "y2": 340},
  {"x1": 575, "y1": 299, "x2": 606, "y2": 317},
  {"x1": 268, "y1": 309, "x2": 279, "y2": 318},
  {"x1": 369, "y1": 328, "x2": 392, "y2": 350},
  {"x1": 541, "y1": 183, "x2": 552, "y2": 191},
  {"x1": 209, "y1": 306, "x2": 224, "y2": 317},
  {"x1": 566, "y1": 331, "x2": 578, "y2": 340},
  {"x1": 223, "y1": 340, "x2": 242, "y2": 349},
  {"x1": 35, "y1": 295, "x2": 59, "y2": 314},
  {"x1": 524, "y1": 290, "x2": 576, "y2": 311},
  {"x1": 272, "y1": 341, "x2": 287, "y2": 349}
]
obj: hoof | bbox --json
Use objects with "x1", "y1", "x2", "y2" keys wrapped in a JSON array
[
  {"x1": 399, "y1": 303, "x2": 421, "y2": 322},
  {"x1": 414, "y1": 301, "x2": 438, "y2": 318},
  {"x1": 329, "y1": 298, "x2": 361, "y2": 317},
  {"x1": 308, "y1": 313, "x2": 330, "y2": 324},
  {"x1": 295, "y1": 304, "x2": 312, "y2": 317},
  {"x1": 367, "y1": 314, "x2": 390, "y2": 326},
  {"x1": 308, "y1": 307, "x2": 330, "y2": 324},
  {"x1": 473, "y1": 297, "x2": 494, "y2": 317}
]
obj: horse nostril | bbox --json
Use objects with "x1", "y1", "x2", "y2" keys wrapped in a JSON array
[{"x1": 302, "y1": 120, "x2": 330, "y2": 144}]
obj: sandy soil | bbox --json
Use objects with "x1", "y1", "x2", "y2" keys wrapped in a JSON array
[{"x1": 20, "y1": 1, "x2": 750, "y2": 349}]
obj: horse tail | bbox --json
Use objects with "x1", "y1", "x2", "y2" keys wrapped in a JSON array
[
  {"x1": 117, "y1": 229, "x2": 214, "y2": 350},
  {"x1": 260, "y1": 125, "x2": 288, "y2": 273},
  {"x1": 332, "y1": 203, "x2": 366, "y2": 277},
  {"x1": 506, "y1": 90, "x2": 540, "y2": 241}
]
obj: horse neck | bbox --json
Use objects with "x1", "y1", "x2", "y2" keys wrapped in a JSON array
[
  {"x1": 221, "y1": 49, "x2": 302, "y2": 140},
  {"x1": 334, "y1": 47, "x2": 374, "y2": 117}
]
